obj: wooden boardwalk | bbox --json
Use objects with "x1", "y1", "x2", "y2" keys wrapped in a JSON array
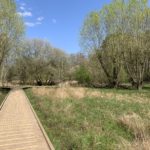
[{"x1": 0, "y1": 89, "x2": 54, "y2": 150}]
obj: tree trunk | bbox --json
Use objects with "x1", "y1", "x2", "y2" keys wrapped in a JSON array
[
  {"x1": 131, "y1": 80, "x2": 143, "y2": 90},
  {"x1": 109, "y1": 80, "x2": 119, "y2": 88},
  {"x1": 136, "y1": 81, "x2": 143, "y2": 90}
]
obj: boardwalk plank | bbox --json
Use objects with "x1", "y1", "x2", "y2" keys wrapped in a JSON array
[{"x1": 0, "y1": 89, "x2": 52, "y2": 150}]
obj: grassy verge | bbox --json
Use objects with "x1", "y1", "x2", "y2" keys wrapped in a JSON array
[
  {"x1": 25, "y1": 87, "x2": 150, "y2": 150},
  {"x1": 0, "y1": 88, "x2": 10, "y2": 106}
]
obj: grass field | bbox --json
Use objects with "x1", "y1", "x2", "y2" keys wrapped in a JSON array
[
  {"x1": 25, "y1": 86, "x2": 150, "y2": 150},
  {"x1": 0, "y1": 88, "x2": 10, "y2": 106}
]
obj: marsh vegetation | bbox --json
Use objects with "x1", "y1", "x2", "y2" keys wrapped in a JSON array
[{"x1": 26, "y1": 86, "x2": 150, "y2": 149}]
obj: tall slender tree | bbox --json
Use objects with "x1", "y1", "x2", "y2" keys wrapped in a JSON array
[{"x1": 0, "y1": 0, "x2": 24, "y2": 85}]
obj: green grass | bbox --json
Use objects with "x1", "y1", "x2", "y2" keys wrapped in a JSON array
[
  {"x1": 25, "y1": 87, "x2": 150, "y2": 150},
  {"x1": 0, "y1": 88, "x2": 10, "y2": 106}
]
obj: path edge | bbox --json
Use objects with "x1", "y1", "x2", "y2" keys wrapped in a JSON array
[
  {"x1": 0, "y1": 90, "x2": 11, "y2": 111},
  {"x1": 22, "y1": 89, "x2": 55, "y2": 150}
]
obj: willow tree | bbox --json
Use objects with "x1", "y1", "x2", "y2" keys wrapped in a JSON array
[
  {"x1": 81, "y1": 0, "x2": 150, "y2": 89},
  {"x1": 0, "y1": 0, "x2": 24, "y2": 84},
  {"x1": 144, "y1": 31, "x2": 150, "y2": 81},
  {"x1": 122, "y1": 0, "x2": 150, "y2": 90},
  {"x1": 80, "y1": 1, "x2": 126, "y2": 87}
]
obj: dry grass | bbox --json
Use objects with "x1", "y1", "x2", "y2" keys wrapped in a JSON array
[
  {"x1": 118, "y1": 112, "x2": 150, "y2": 150},
  {"x1": 32, "y1": 87, "x2": 86, "y2": 99},
  {"x1": 32, "y1": 86, "x2": 122, "y2": 100},
  {"x1": 118, "y1": 138, "x2": 150, "y2": 150},
  {"x1": 118, "y1": 137, "x2": 150, "y2": 150},
  {"x1": 32, "y1": 86, "x2": 149, "y2": 104},
  {"x1": 118, "y1": 112, "x2": 146, "y2": 139}
]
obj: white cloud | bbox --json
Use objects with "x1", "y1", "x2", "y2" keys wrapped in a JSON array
[
  {"x1": 18, "y1": 11, "x2": 32, "y2": 17},
  {"x1": 37, "y1": 17, "x2": 44, "y2": 21},
  {"x1": 25, "y1": 22, "x2": 42, "y2": 27},
  {"x1": 25, "y1": 22, "x2": 35, "y2": 27},
  {"x1": 24, "y1": 11, "x2": 32, "y2": 17},
  {"x1": 52, "y1": 19, "x2": 57, "y2": 24},
  {"x1": 20, "y1": 6, "x2": 25, "y2": 10}
]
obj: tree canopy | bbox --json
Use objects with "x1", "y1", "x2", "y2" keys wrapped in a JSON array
[{"x1": 80, "y1": 0, "x2": 150, "y2": 89}]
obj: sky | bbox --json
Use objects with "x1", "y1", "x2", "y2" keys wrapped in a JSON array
[{"x1": 16, "y1": 0, "x2": 111, "y2": 54}]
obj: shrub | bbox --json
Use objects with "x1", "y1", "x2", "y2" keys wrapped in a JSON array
[{"x1": 74, "y1": 65, "x2": 91, "y2": 85}]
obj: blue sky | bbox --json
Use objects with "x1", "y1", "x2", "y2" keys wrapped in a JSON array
[{"x1": 16, "y1": 0, "x2": 111, "y2": 54}]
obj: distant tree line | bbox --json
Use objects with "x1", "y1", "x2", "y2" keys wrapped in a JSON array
[
  {"x1": 6, "y1": 39, "x2": 69, "y2": 85},
  {"x1": 0, "y1": 0, "x2": 150, "y2": 90}
]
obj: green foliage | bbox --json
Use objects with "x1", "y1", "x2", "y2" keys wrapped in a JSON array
[
  {"x1": 0, "y1": 0, "x2": 24, "y2": 65},
  {"x1": 0, "y1": 88, "x2": 9, "y2": 105},
  {"x1": 75, "y1": 65, "x2": 91, "y2": 85},
  {"x1": 0, "y1": 0, "x2": 24, "y2": 85},
  {"x1": 80, "y1": 0, "x2": 150, "y2": 89},
  {"x1": 8, "y1": 39, "x2": 69, "y2": 85}
]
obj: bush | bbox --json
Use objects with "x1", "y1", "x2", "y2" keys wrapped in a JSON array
[{"x1": 75, "y1": 65, "x2": 91, "y2": 85}]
